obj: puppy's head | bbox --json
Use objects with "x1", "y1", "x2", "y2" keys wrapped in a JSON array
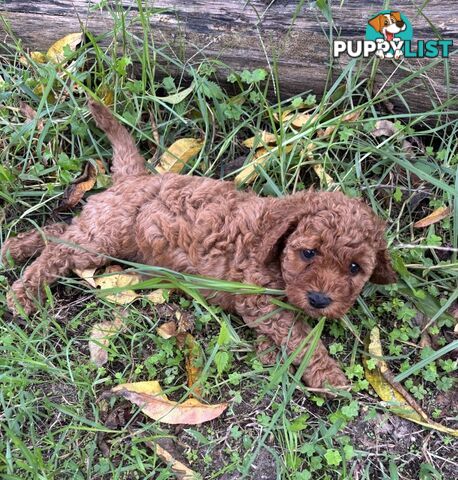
[{"x1": 260, "y1": 191, "x2": 397, "y2": 319}]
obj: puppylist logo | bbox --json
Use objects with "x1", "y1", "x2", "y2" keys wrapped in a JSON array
[{"x1": 333, "y1": 10, "x2": 453, "y2": 60}]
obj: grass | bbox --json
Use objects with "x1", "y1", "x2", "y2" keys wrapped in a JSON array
[{"x1": 1, "y1": 3, "x2": 457, "y2": 480}]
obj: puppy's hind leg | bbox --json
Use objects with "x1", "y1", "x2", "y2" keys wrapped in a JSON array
[
  {"x1": 2, "y1": 222, "x2": 68, "y2": 266},
  {"x1": 88, "y1": 101, "x2": 147, "y2": 182},
  {"x1": 7, "y1": 225, "x2": 109, "y2": 316}
]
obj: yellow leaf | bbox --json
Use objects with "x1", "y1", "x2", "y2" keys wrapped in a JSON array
[
  {"x1": 235, "y1": 145, "x2": 293, "y2": 186},
  {"x1": 274, "y1": 110, "x2": 315, "y2": 128},
  {"x1": 98, "y1": 85, "x2": 114, "y2": 107},
  {"x1": 155, "y1": 443, "x2": 198, "y2": 480},
  {"x1": 94, "y1": 266, "x2": 142, "y2": 305},
  {"x1": 111, "y1": 381, "x2": 227, "y2": 425},
  {"x1": 73, "y1": 267, "x2": 98, "y2": 288},
  {"x1": 89, "y1": 316, "x2": 125, "y2": 367},
  {"x1": 33, "y1": 83, "x2": 56, "y2": 103},
  {"x1": 242, "y1": 131, "x2": 277, "y2": 149},
  {"x1": 414, "y1": 206, "x2": 451, "y2": 228},
  {"x1": 146, "y1": 289, "x2": 167, "y2": 304},
  {"x1": 364, "y1": 327, "x2": 458, "y2": 437},
  {"x1": 313, "y1": 164, "x2": 334, "y2": 186},
  {"x1": 31, "y1": 51, "x2": 47, "y2": 63},
  {"x1": 47, "y1": 33, "x2": 83, "y2": 64},
  {"x1": 156, "y1": 138, "x2": 204, "y2": 174}
]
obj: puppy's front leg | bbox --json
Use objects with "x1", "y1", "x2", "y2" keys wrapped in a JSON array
[{"x1": 236, "y1": 295, "x2": 348, "y2": 389}]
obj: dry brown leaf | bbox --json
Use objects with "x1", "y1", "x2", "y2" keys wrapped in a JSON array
[
  {"x1": 342, "y1": 110, "x2": 361, "y2": 122},
  {"x1": 182, "y1": 333, "x2": 204, "y2": 398},
  {"x1": 175, "y1": 310, "x2": 195, "y2": 333},
  {"x1": 56, "y1": 159, "x2": 105, "y2": 211},
  {"x1": 111, "y1": 381, "x2": 227, "y2": 425},
  {"x1": 155, "y1": 443, "x2": 198, "y2": 480},
  {"x1": 19, "y1": 102, "x2": 44, "y2": 131},
  {"x1": 413, "y1": 206, "x2": 451, "y2": 228},
  {"x1": 242, "y1": 131, "x2": 276, "y2": 149},
  {"x1": 235, "y1": 145, "x2": 293, "y2": 186},
  {"x1": 371, "y1": 119, "x2": 396, "y2": 138},
  {"x1": 47, "y1": 32, "x2": 83, "y2": 64},
  {"x1": 157, "y1": 321, "x2": 178, "y2": 339},
  {"x1": 89, "y1": 316, "x2": 125, "y2": 367},
  {"x1": 156, "y1": 138, "x2": 203, "y2": 174},
  {"x1": 364, "y1": 327, "x2": 458, "y2": 437},
  {"x1": 317, "y1": 126, "x2": 336, "y2": 138}
]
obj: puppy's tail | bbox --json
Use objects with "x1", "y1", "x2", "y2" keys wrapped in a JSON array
[{"x1": 88, "y1": 100, "x2": 147, "y2": 182}]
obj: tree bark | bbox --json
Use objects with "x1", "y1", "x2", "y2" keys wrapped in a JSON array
[{"x1": 1, "y1": 1, "x2": 456, "y2": 113}]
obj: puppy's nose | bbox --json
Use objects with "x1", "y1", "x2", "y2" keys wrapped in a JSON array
[
  {"x1": 307, "y1": 291, "x2": 332, "y2": 309},
  {"x1": 396, "y1": 20, "x2": 404, "y2": 28}
]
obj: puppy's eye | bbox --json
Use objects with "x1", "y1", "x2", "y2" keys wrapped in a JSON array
[
  {"x1": 301, "y1": 249, "x2": 316, "y2": 260},
  {"x1": 350, "y1": 262, "x2": 361, "y2": 275},
  {"x1": 384, "y1": 20, "x2": 389, "y2": 25}
]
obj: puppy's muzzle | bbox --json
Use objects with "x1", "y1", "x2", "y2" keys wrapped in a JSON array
[{"x1": 307, "y1": 291, "x2": 332, "y2": 309}]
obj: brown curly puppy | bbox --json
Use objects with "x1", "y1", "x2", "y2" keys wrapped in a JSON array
[{"x1": 2, "y1": 101, "x2": 396, "y2": 389}]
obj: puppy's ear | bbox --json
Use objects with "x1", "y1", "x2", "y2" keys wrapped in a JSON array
[
  {"x1": 369, "y1": 15, "x2": 383, "y2": 32},
  {"x1": 392, "y1": 11, "x2": 402, "y2": 22},
  {"x1": 258, "y1": 214, "x2": 300, "y2": 265},
  {"x1": 370, "y1": 248, "x2": 397, "y2": 284}
]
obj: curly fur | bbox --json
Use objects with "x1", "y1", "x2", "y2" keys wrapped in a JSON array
[{"x1": 2, "y1": 101, "x2": 397, "y2": 389}]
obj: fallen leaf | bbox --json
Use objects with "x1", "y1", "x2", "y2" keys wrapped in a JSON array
[
  {"x1": 73, "y1": 267, "x2": 97, "y2": 288},
  {"x1": 19, "y1": 102, "x2": 44, "y2": 131},
  {"x1": 56, "y1": 159, "x2": 105, "y2": 211},
  {"x1": 317, "y1": 126, "x2": 335, "y2": 138},
  {"x1": 235, "y1": 145, "x2": 293, "y2": 186},
  {"x1": 274, "y1": 110, "x2": 316, "y2": 128},
  {"x1": 89, "y1": 316, "x2": 125, "y2": 367},
  {"x1": 242, "y1": 131, "x2": 276, "y2": 149},
  {"x1": 413, "y1": 206, "x2": 451, "y2": 228},
  {"x1": 175, "y1": 310, "x2": 195, "y2": 333},
  {"x1": 157, "y1": 321, "x2": 178, "y2": 339},
  {"x1": 364, "y1": 327, "x2": 458, "y2": 437},
  {"x1": 146, "y1": 289, "x2": 167, "y2": 304},
  {"x1": 156, "y1": 317, "x2": 201, "y2": 395},
  {"x1": 75, "y1": 265, "x2": 168, "y2": 305},
  {"x1": 371, "y1": 119, "x2": 396, "y2": 138},
  {"x1": 155, "y1": 443, "x2": 198, "y2": 480},
  {"x1": 31, "y1": 51, "x2": 47, "y2": 63},
  {"x1": 94, "y1": 266, "x2": 142, "y2": 305},
  {"x1": 291, "y1": 113, "x2": 313, "y2": 128},
  {"x1": 156, "y1": 138, "x2": 204, "y2": 174},
  {"x1": 111, "y1": 381, "x2": 227, "y2": 425},
  {"x1": 98, "y1": 85, "x2": 114, "y2": 107},
  {"x1": 47, "y1": 33, "x2": 83, "y2": 64},
  {"x1": 182, "y1": 333, "x2": 204, "y2": 398},
  {"x1": 158, "y1": 84, "x2": 195, "y2": 105},
  {"x1": 313, "y1": 164, "x2": 334, "y2": 186}
]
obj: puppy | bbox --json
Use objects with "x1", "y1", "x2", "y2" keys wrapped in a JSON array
[{"x1": 2, "y1": 102, "x2": 397, "y2": 389}]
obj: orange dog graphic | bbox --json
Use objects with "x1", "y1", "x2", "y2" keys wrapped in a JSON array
[{"x1": 369, "y1": 11, "x2": 406, "y2": 59}]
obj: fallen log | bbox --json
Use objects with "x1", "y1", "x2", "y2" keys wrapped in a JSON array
[{"x1": 0, "y1": 1, "x2": 456, "y2": 113}]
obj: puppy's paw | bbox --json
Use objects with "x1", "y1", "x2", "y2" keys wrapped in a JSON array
[
  {"x1": 7, "y1": 281, "x2": 38, "y2": 316},
  {"x1": 302, "y1": 362, "x2": 350, "y2": 390}
]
